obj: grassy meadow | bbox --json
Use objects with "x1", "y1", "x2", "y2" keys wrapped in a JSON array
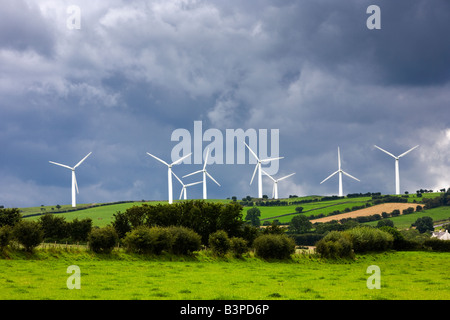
[{"x1": 1, "y1": 249, "x2": 449, "y2": 300}]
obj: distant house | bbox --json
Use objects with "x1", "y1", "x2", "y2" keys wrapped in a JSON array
[{"x1": 431, "y1": 230, "x2": 450, "y2": 240}]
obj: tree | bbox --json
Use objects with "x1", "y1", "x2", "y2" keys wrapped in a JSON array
[
  {"x1": 0, "y1": 208, "x2": 21, "y2": 227},
  {"x1": 12, "y1": 221, "x2": 44, "y2": 252},
  {"x1": 295, "y1": 207, "x2": 303, "y2": 213},
  {"x1": 289, "y1": 215, "x2": 312, "y2": 234},
  {"x1": 412, "y1": 216, "x2": 434, "y2": 233},
  {"x1": 245, "y1": 207, "x2": 261, "y2": 227}
]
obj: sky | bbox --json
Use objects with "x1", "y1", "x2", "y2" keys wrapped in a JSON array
[{"x1": 1, "y1": 0, "x2": 450, "y2": 208}]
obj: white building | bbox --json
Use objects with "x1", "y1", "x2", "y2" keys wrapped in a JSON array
[{"x1": 431, "y1": 230, "x2": 450, "y2": 240}]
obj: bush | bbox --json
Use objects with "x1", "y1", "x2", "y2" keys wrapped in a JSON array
[
  {"x1": 168, "y1": 226, "x2": 201, "y2": 255},
  {"x1": 88, "y1": 226, "x2": 118, "y2": 253},
  {"x1": 315, "y1": 231, "x2": 354, "y2": 259},
  {"x1": 208, "y1": 230, "x2": 231, "y2": 256},
  {"x1": 39, "y1": 214, "x2": 69, "y2": 241},
  {"x1": 343, "y1": 227, "x2": 393, "y2": 253},
  {"x1": 69, "y1": 218, "x2": 92, "y2": 242},
  {"x1": 230, "y1": 237, "x2": 248, "y2": 257},
  {"x1": 0, "y1": 226, "x2": 12, "y2": 249},
  {"x1": 253, "y1": 234, "x2": 295, "y2": 260},
  {"x1": 424, "y1": 238, "x2": 450, "y2": 252},
  {"x1": 124, "y1": 226, "x2": 173, "y2": 255},
  {"x1": 12, "y1": 221, "x2": 44, "y2": 252}
]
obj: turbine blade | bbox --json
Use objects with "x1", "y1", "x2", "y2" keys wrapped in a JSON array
[
  {"x1": 338, "y1": 147, "x2": 341, "y2": 170},
  {"x1": 261, "y1": 168, "x2": 276, "y2": 182},
  {"x1": 74, "y1": 152, "x2": 92, "y2": 168},
  {"x1": 171, "y1": 152, "x2": 192, "y2": 166},
  {"x1": 147, "y1": 152, "x2": 169, "y2": 166},
  {"x1": 278, "y1": 173, "x2": 296, "y2": 181},
  {"x1": 250, "y1": 164, "x2": 258, "y2": 185},
  {"x1": 260, "y1": 156, "x2": 284, "y2": 163},
  {"x1": 374, "y1": 145, "x2": 396, "y2": 159},
  {"x1": 206, "y1": 171, "x2": 220, "y2": 186},
  {"x1": 172, "y1": 172, "x2": 184, "y2": 186},
  {"x1": 320, "y1": 171, "x2": 338, "y2": 184},
  {"x1": 182, "y1": 170, "x2": 202, "y2": 178},
  {"x1": 342, "y1": 170, "x2": 360, "y2": 182},
  {"x1": 203, "y1": 148, "x2": 209, "y2": 170},
  {"x1": 179, "y1": 187, "x2": 184, "y2": 200},
  {"x1": 244, "y1": 142, "x2": 259, "y2": 161},
  {"x1": 186, "y1": 181, "x2": 203, "y2": 187},
  {"x1": 398, "y1": 145, "x2": 419, "y2": 158},
  {"x1": 49, "y1": 161, "x2": 73, "y2": 170},
  {"x1": 74, "y1": 173, "x2": 79, "y2": 194}
]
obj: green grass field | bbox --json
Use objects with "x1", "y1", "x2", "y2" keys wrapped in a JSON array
[
  {"x1": 0, "y1": 249, "x2": 449, "y2": 300},
  {"x1": 19, "y1": 192, "x2": 446, "y2": 228}
]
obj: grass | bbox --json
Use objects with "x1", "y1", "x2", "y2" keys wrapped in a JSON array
[
  {"x1": 0, "y1": 249, "x2": 449, "y2": 300},
  {"x1": 365, "y1": 206, "x2": 450, "y2": 229},
  {"x1": 18, "y1": 192, "x2": 445, "y2": 227}
]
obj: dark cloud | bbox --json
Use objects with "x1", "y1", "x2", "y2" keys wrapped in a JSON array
[{"x1": 0, "y1": 0, "x2": 449, "y2": 207}]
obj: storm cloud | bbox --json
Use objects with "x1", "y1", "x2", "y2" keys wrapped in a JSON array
[{"x1": 1, "y1": 0, "x2": 449, "y2": 207}]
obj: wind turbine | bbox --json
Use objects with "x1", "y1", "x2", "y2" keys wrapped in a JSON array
[
  {"x1": 374, "y1": 145, "x2": 419, "y2": 195},
  {"x1": 320, "y1": 147, "x2": 360, "y2": 197},
  {"x1": 49, "y1": 152, "x2": 92, "y2": 208},
  {"x1": 172, "y1": 172, "x2": 202, "y2": 200},
  {"x1": 146, "y1": 152, "x2": 192, "y2": 204},
  {"x1": 261, "y1": 169, "x2": 295, "y2": 199},
  {"x1": 183, "y1": 148, "x2": 220, "y2": 200},
  {"x1": 244, "y1": 142, "x2": 284, "y2": 198}
]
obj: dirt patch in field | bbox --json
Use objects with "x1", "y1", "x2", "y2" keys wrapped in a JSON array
[{"x1": 312, "y1": 203, "x2": 421, "y2": 224}]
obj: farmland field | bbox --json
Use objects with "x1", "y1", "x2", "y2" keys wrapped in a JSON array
[{"x1": 0, "y1": 249, "x2": 449, "y2": 300}]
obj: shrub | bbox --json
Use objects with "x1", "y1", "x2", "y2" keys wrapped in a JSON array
[
  {"x1": 168, "y1": 226, "x2": 201, "y2": 255},
  {"x1": 12, "y1": 221, "x2": 44, "y2": 252},
  {"x1": 208, "y1": 230, "x2": 231, "y2": 256},
  {"x1": 69, "y1": 218, "x2": 92, "y2": 242},
  {"x1": 0, "y1": 208, "x2": 21, "y2": 227},
  {"x1": 0, "y1": 225, "x2": 12, "y2": 249},
  {"x1": 230, "y1": 237, "x2": 248, "y2": 257},
  {"x1": 88, "y1": 226, "x2": 118, "y2": 253},
  {"x1": 39, "y1": 214, "x2": 69, "y2": 241},
  {"x1": 315, "y1": 231, "x2": 354, "y2": 259},
  {"x1": 343, "y1": 227, "x2": 393, "y2": 253},
  {"x1": 424, "y1": 238, "x2": 450, "y2": 252},
  {"x1": 253, "y1": 234, "x2": 295, "y2": 260},
  {"x1": 124, "y1": 226, "x2": 173, "y2": 255}
]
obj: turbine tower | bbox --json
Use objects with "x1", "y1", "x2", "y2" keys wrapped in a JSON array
[
  {"x1": 172, "y1": 172, "x2": 202, "y2": 200},
  {"x1": 49, "y1": 152, "x2": 92, "y2": 208},
  {"x1": 245, "y1": 142, "x2": 284, "y2": 199},
  {"x1": 320, "y1": 147, "x2": 360, "y2": 197},
  {"x1": 261, "y1": 169, "x2": 295, "y2": 199},
  {"x1": 146, "y1": 152, "x2": 191, "y2": 204},
  {"x1": 374, "y1": 145, "x2": 419, "y2": 195},
  {"x1": 183, "y1": 148, "x2": 220, "y2": 200}
]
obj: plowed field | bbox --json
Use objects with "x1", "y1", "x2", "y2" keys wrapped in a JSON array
[{"x1": 312, "y1": 202, "x2": 421, "y2": 223}]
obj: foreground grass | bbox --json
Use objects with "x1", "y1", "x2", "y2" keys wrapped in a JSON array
[{"x1": 0, "y1": 249, "x2": 449, "y2": 300}]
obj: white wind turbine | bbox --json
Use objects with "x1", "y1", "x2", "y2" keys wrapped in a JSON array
[
  {"x1": 245, "y1": 142, "x2": 284, "y2": 199},
  {"x1": 320, "y1": 147, "x2": 360, "y2": 197},
  {"x1": 261, "y1": 169, "x2": 295, "y2": 200},
  {"x1": 172, "y1": 172, "x2": 202, "y2": 200},
  {"x1": 374, "y1": 145, "x2": 419, "y2": 195},
  {"x1": 183, "y1": 148, "x2": 220, "y2": 200},
  {"x1": 49, "y1": 152, "x2": 92, "y2": 208},
  {"x1": 146, "y1": 152, "x2": 192, "y2": 204}
]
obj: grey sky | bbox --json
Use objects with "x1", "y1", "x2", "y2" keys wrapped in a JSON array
[{"x1": 1, "y1": 0, "x2": 449, "y2": 207}]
